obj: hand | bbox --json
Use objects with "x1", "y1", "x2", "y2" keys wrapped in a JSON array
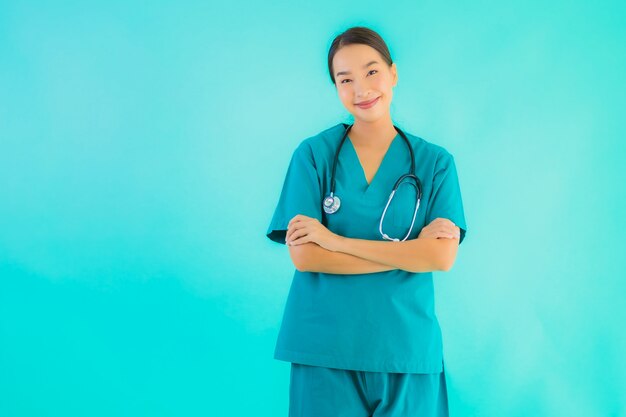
[
  {"x1": 418, "y1": 217, "x2": 460, "y2": 240},
  {"x1": 286, "y1": 214, "x2": 341, "y2": 252}
]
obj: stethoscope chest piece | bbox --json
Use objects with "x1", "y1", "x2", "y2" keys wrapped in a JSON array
[{"x1": 323, "y1": 193, "x2": 341, "y2": 214}]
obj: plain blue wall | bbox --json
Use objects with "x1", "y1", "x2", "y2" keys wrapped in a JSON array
[{"x1": 1, "y1": 1, "x2": 625, "y2": 416}]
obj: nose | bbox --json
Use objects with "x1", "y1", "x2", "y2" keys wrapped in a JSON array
[
  {"x1": 355, "y1": 87, "x2": 372, "y2": 100},
  {"x1": 352, "y1": 79, "x2": 371, "y2": 98}
]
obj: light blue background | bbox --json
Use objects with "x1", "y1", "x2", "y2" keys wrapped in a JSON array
[{"x1": 1, "y1": 1, "x2": 625, "y2": 416}]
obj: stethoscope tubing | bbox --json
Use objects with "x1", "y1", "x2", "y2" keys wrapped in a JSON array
[
  {"x1": 331, "y1": 123, "x2": 422, "y2": 199},
  {"x1": 324, "y1": 123, "x2": 423, "y2": 241}
]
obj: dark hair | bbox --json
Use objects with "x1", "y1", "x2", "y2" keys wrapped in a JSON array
[{"x1": 327, "y1": 26, "x2": 394, "y2": 85}]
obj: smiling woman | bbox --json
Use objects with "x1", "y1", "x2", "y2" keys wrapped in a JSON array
[
  {"x1": 265, "y1": 25, "x2": 467, "y2": 417},
  {"x1": 330, "y1": 42, "x2": 398, "y2": 145}
]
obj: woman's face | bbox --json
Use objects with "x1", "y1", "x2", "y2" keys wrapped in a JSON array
[{"x1": 332, "y1": 43, "x2": 398, "y2": 123}]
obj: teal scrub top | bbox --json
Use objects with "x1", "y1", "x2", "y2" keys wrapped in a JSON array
[{"x1": 266, "y1": 122, "x2": 467, "y2": 373}]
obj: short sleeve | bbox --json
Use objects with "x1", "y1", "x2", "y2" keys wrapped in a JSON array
[
  {"x1": 266, "y1": 141, "x2": 323, "y2": 245},
  {"x1": 425, "y1": 151, "x2": 468, "y2": 244}
]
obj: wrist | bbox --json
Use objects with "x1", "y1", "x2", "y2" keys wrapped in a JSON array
[{"x1": 332, "y1": 234, "x2": 348, "y2": 252}]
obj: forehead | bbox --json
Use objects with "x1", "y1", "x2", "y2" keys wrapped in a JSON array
[{"x1": 333, "y1": 44, "x2": 381, "y2": 70}]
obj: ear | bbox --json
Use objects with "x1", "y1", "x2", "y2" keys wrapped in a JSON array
[{"x1": 391, "y1": 63, "x2": 398, "y2": 87}]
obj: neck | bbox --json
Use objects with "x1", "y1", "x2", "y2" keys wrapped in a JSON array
[{"x1": 349, "y1": 114, "x2": 397, "y2": 148}]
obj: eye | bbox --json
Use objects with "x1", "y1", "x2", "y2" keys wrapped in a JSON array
[
  {"x1": 339, "y1": 69, "x2": 378, "y2": 84},
  {"x1": 339, "y1": 70, "x2": 378, "y2": 84}
]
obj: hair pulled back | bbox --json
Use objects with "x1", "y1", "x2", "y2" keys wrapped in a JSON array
[{"x1": 327, "y1": 26, "x2": 393, "y2": 85}]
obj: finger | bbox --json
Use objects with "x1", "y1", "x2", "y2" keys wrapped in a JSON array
[
  {"x1": 434, "y1": 217, "x2": 456, "y2": 227},
  {"x1": 289, "y1": 214, "x2": 312, "y2": 227},
  {"x1": 439, "y1": 227, "x2": 457, "y2": 236},
  {"x1": 433, "y1": 227, "x2": 458, "y2": 239},
  {"x1": 444, "y1": 231, "x2": 460, "y2": 239},
  {"x1": 287, "y1": 228, "x2": 308, "y2": 245},
  {"x1": 288, "y1": 214, "x2": 313, "y2": 229},
  {"x1": 435, "y1": 233, "x2": 455, "y2": 239},
  {"x1": 290, "y1": 232, "x2": 311, "y2": 246},
  {"x1": 436, "y1": 226, "x2": 449, "y2": 234},
  {"x1": 442, "y1": 225, "x2": 460, "y2": 238},
  {"x1": 438, "y1": 225, "x2": 458, "y2": 236},
  {"x1": 286, "y1": 223, "x2": 304, "y2": 242},
  {"x1": 430, "y1": 218, "x2": 448, "y2": 228},
  {"x1": 288, "y1": 215, "x2": 303, "y2": 228}
]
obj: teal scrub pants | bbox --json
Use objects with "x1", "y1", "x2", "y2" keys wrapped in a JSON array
[{"x1": 289, "y1": 362, "x2": 449, "y2": 417}]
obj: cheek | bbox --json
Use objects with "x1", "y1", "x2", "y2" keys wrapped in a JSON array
[
  {"x1": 338, "y1": 88, "x2": 353, "y2": 104},
  {"x1": 375, "y1": 79, "x2": 392, "y2": 95}
]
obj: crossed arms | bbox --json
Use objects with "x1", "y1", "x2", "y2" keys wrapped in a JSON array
[{"x1": 288, "y1": 224, "x2": 461, "y2": 274}]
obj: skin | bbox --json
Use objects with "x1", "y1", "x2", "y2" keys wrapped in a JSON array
[{"x1": 285, "y1": 43, "x2": 461, "y2": 274}]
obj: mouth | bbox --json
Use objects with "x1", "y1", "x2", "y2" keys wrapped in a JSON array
[{"x1": 355, "y1": 96, "x2": 380, "y2": 109}]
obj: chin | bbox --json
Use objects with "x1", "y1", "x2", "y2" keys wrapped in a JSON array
[{"x1": 351, "y1": 107, "x2": 385, "y2": 120}]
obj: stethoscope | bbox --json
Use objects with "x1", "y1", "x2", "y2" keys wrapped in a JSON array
[{"x1": 323, "y1": 123, "x2": 423, "y2": 242}]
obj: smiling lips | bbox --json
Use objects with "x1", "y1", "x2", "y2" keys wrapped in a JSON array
[{"x1": 355, "y1": 96, "x2": 380, "y2": 109}]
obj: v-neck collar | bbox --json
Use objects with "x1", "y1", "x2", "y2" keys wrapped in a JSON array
[{"x1": 345, "y1": 132, "x2": 400, "y2": 194}]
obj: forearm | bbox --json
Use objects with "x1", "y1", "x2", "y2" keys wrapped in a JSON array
[
  {"x1": 334, "y1": 236, "x2": 451, "y2": 273},
  {"x1": 291, "y1": 243, "x2": 397, "y2": 275}
]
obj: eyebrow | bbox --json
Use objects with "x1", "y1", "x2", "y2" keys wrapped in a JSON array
[{"x1": 335, "y1": 60, "x2": 379, "y2": 77}]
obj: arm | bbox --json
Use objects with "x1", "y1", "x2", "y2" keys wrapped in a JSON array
[
  {"x1": 289, "y1": 242, "x2": 398, "y2": 274},
  {"x1": 286, "y1": 215, "x2": 461, "y2": 273},
  {"x1": 334, "y1": 235, "x2": 460, "y2": 273}
]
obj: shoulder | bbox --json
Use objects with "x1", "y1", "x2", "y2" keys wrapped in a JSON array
[
  {"x1": 401, "y1": 128, "x2": 456, "y2": 170},
  {"x1": 403, "y1": 129, "x2": 452, "y2": 157},
  {"x1": 290, "y1": 123, "x2": 346, "y2": 163},
  {"x1": 298, "y1": 122, "x2": 345, "y2": 150}
]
